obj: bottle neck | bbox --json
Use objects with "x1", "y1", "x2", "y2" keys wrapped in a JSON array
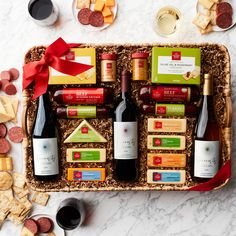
[
  {"x1": 121, "y1": 72, "x2": 131, "y2": 99},
  {"x1": 203, "y1": 77, "x2": 213, "y2": 96}
]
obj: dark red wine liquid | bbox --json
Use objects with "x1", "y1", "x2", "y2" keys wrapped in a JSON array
[
  {"x1": 56, "y1": 206, "x2": 81, "y2": 230},
  {"x1": 29, "y1": 0, "x2": 53, "y2": 20}
]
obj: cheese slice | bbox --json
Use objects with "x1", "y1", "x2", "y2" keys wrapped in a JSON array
[
  {"x1": 0, "y1": 96, "x2": 18, "y2": 123},
  {"x1": 4, "y1": 104, "x2": 15, "y2": 121},
  {"x1": 64, "y1": 120, "x2": 107, "y2": 143}
]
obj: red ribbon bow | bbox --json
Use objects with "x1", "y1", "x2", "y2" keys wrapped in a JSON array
[{"x1": 23, "y1": 37, "x2": 93, "y2": 99}]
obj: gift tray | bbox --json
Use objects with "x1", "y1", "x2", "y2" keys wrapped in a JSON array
[{"x1": 22, "y1": 43, "x2": 232, "y2": 192}]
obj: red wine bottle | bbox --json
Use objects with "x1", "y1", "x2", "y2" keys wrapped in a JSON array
[
  {"x1": 113, "y1": 71, "x2": 138, "y2": 182},
  {"x1": 194, "y1": 74, "x2": 220, "y2": 181},
  {"x1": 32, "y1": 92, "x2": 59, "y2": 181}
]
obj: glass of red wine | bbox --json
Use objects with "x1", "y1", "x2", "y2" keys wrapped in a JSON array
[
  {"x1": 28, "y1": 0, "x2": 59, "y2": 26},
  {"x1": 56, "y1": 198, "x2": 86, "y2": 231}
]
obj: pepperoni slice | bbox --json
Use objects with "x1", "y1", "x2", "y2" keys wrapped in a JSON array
[
  {"x1": 8, "y1": 126, "x2": 23, "y2": 143},
  {"x1": 89, "y1": 11, "x2": 104, "y2": 27},
  {"x1": 0, "y1": 80, "x2": 2, "y2": 90},
  {"x1": 216, "y1": 12, "x2": 232, "y2": 29},
  {"x1": 0, "y1": 124, "x2": 7, "y2": 138},
  {"x1": 37, "y1": 217, "x2": 53, "y2": 233},
  {"x1": 1, "y1": 79, "x2": 10, "y2": 90},
  {"x1": 9, "y1": 68, "x2": 19, "y2": 81},
  {"x1": 0, "y1": 138, "x2": 11, "y2": 154},
  {"x1": 24, "y1": 219, "x2": 39, "y2": 234},
  {"x1": 216, "y1": 2, "x2": 233, "y2": 16},
  {"x1": 0, "y1": 71, "x2": 12, "y2": 81},
  {"x1": 78, "y1": 8, "x2": 92, "y2": 25},
  {"x1": 4, "y1": 83, "x2": 17, "y2": 95}
]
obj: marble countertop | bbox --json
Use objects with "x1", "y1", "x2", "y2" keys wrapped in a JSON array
[{"x1": 0, "y1": 0, "x2": 235, "y2": 235}]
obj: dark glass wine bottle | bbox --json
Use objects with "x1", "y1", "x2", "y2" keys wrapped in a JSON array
[
  {"x1": 32, "y1": 92, "x2": 59, "y2": 181},
  {"x1": 193, "y1": 74, "x2": 220, "y2": 181},
  {"x1": 113, "y1": 70, "x2": 138, "y2": 182}
]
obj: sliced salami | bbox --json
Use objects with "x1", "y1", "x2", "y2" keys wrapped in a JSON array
[
  {"x1": 4, "y1": 83, "x2": 17, "y2": 95},
  {"x1": 37, "y1": 217, "x2": 53, "y2": 233},
  {"x1": 0, "y1": 71, "x2": 11, "y2": 81},
  {"x1": 1, "y1": 79, "x2": 10, "y2": 90},
  {"x1": 0, "y1": 138, "x2": 11, "y2": 154},
  {"x1": 9, "y1": 68, "x2": 20, "y2": 81},
  {"x1": 216, "y1": 2, "x2": 233, "y2": 16},
  {"x1": 78, "y1": 8, "x2": 92, "y2": 25},
  {"x1": 24, "y1": 219, "x2": 39, "y2": 234},
  {"x1": 216, "y1": 12, "x2": 232, "y2": 29},
  {"x1": 8, "y1": 126, "x2": 24, "y2": 143},
  {"x1": 89, "y1": 11, "x2": 104, "y2": 27},
  {"x1": 0, "y1": 123, "x2": 7, "y2": 138}
]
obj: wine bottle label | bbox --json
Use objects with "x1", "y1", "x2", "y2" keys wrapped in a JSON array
[
  {"x1": 152, "y1": 87, "x2": 190, "y2": 102},
  {"x1": 155, "y1": 104, "x2": 185, "y2": 116},
  {"x1": 62, "y1": 88, "x2": 104, "y2": 104},
  {"x1": 194, "y1": 140, "x2": 219, "y2": 178},
  {"x1": 67, "y1": 106, "x2": 96, "y2": 118},
  {"x1": 114, "y1": 122, "x2": 138, "y2": 160},
  {"x1": 33, "y1": 138, "x2": 59, "y2": 176}
]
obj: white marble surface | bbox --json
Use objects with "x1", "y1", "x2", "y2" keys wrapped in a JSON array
[{"x1": 0, "y1": 0, "x2": 235, "y2": 235}]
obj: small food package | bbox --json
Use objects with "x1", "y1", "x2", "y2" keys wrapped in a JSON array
[
  {"x1": 49, "y1": 48, "x2": 96, "y2": 85},
  {"x1": 151, "y1": 47, "x2": 201, "y2": 85}
]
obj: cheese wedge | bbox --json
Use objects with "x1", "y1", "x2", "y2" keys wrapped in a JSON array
[
  {"x1": 94, "y1": 0, "x2": 105, "y2": 11},
  {"x1": 105, "y1": 0, "x2": 115, "y2": 7},
  {"x1": 64, "y1": 120, "x2": 107, "y2": 143},
  {"x1": 104, "y1": 14, "x2": 113, "y2": 24}
]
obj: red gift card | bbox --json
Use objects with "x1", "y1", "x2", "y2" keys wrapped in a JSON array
[
  {"x1": 172, "y1": 51, "x2": 181, "y2": 60},
  {"x1": 153, "y1": 172, "x2": 162, "y2": 181}
]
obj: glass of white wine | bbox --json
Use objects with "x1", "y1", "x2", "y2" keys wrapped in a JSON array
[{"x1": 154, "y1": 6, "x2": 181, "y2": 36}]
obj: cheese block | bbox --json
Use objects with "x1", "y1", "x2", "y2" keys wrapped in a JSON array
[
  {"x1": 94, "y1": 0, "x2": 105, "y2": 11},
  {"x1": 0, "y1": 156, "x2": 13, "y2": 171},
  {"x1": 67, "y1": 168, "x2": 106, "y2": 181},
  {"x1": 104, "y1": 14, "x2": 113, "y2": 24},
  {"x1": 66, "y1": 148, "x2": 106, "y2": 162},
  {"x1": 148, "y1": 118, "x2": 187, "y2": 133},
  {"x1": 64, "y1": 120, "x2": 107, "y2": 143},
  {"x1": 147, "y1": 135, "x2": 186, "y2": 150},
  {"x1": 105, "y1": 0, "x2": 115, "y2": 7},
  {"x1": 102, "y1": 6, "x2": 112, "y2": 17},
  {"x1": 147, "y1": 169, "x2": 186, "y2": 184},
  {"x1": 147, "y1": 153, "x2": 186, "y2": 167}
]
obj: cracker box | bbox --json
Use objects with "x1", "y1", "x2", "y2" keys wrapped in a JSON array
[
  {"x1": 49, "y1": 48, "x2": 96, "y2": 85},
  {"x1": 151, "y1": 47, "x2": 201, "y2": 85}
]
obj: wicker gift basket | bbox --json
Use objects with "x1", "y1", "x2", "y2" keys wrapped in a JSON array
[{"x1": 22, "y1": 42, "x2": 232, "y2": 192}]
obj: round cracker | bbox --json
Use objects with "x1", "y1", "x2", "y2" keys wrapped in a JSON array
[{"x1": 0, "y1": 171, "x2": 13, "y2": 190}]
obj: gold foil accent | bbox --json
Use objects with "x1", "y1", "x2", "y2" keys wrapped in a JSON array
[{"x1": 203, "y1": 74, "x2": 213, "y2": 95}]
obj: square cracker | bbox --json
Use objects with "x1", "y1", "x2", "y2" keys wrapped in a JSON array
[
  {"x1": 0, "y1": 188, "x2": 14, "y2": 200},
  {"x1": 193, "y1": 13, "x2": 211, "y2": 29},
  {"x1": 199, "y1": 23, "x2": 213, "y2": 34},
  {"x1": 198, "y1": 0, "x2": 214, "y2": 9},
  {"x1": 0, "y1": 195, "x2": 11, "y2": 213},
  {"x1": 12, "y1": 173, "x2": 25, "y2": 188},
  {"x1": 31, "y1": 191, "x2": 50, "y2": 206},
  {"x1": 0, "y1": 210, "x2": 7, "y2": 227},
  {"x1": 7, "y1": 212, "x2": 26, "y2": 225},
  {"x1": 209, "y1": 10, "x2": 216, "y2": 25},
  {"x1": 13, "y1": 186, "x2": 29, "y2": 199},
  {"x1": 9, "y1": 199, "x2": 25, "y2": 216},
  {"x1": 76, "y1": 0, "x2": 90, "y2": 9}
]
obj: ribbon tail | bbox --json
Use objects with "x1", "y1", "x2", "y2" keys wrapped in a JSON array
[
  {"x1": 188, "y1": 160, "x2": 231, "y2": 191},
  {"x1": 32, "y1": 68, "x2": 49, "y2": 99}
]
